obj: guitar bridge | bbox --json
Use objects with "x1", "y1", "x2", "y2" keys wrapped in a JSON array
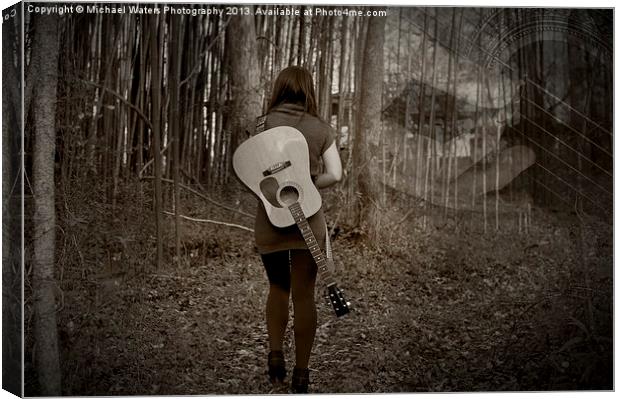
[{"x1": 263, "y1": 160, "x2": 291, "y2": 176}]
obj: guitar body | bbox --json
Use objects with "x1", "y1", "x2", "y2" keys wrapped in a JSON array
[
  {"x1": 233, "y1": 126, "x2": 322, "y2": 227},
  {"x1": 233, "y1": 125, "x2": 350, "y2": 317}
]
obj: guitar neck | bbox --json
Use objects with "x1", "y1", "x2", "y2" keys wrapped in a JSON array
[{"x1": 288, "y1": 202, "x2": 335, "y2": 287}]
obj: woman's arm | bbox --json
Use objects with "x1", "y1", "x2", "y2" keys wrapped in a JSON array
[{"x1": 314, "y1": 142, "x2": 342, "y2": 189}]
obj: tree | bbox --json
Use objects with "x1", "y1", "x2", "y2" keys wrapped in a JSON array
[
  {"x1": 2, "y1": 8, "x2": 23, "y2": 396},
  {"x1": 350, "y1": 12, "x2": 386, "y2": 231},
  {"x1": 226, "y1": 12, "x2": 262, "y2": 179},
  {"x1": 30, "y1": 15, "x2": 62, "y2": 395},
  {"x1": 149, "y1": 15, "x2": 164, "y2": 269},
  {"x1": 169, "y1": 15, "x2": 183, "y2": 265}
]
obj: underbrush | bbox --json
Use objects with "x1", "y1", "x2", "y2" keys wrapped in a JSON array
[{"x1": 25, "y1": 179, "x2": 612, "y2": 394}]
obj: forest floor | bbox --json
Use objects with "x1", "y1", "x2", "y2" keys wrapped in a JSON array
[{"x1": 25, "y1": 182, "x2": 613, "y2": 395}]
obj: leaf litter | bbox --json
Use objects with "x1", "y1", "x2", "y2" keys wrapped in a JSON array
[{"x1": 27, "y1": 185, "x2": 613, "y2": 394}]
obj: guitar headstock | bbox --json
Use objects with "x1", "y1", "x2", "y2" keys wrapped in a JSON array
[{"x1": 325, "y1": 284, "x2": 350, "y2": 317}]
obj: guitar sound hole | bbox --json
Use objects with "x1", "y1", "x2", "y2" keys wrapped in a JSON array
[{"x1": 279, "y1": 185, "x2": 299, "y2": 206}]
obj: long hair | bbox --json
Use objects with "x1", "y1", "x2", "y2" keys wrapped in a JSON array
[{"x1": 268, "y1": 66, "x2": 319, "y2": 117}]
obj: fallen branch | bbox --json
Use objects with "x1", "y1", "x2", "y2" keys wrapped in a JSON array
[
  {"x1": 148, "y1": 273, "x2": 198, "y2": 282},
  {"x1": 138, "y1": 143, "x2": 170, "y2": 178},
  {"x1": 179, "y1": 169, "x2": 254, "y2": 217},
  {"x1": 140, "y1": 175, "x2": 253, "y2": 219},
  {"x1": 78, "y1": 78, "x2": 153, "y2": 132},
  {"x1": 163, "y1": 211, "x2": 254, "y2": 233}
]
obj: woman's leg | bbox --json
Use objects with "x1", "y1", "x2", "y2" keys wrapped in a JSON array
[
  {"x1": 261, "y1": 251, "x2": 291, "y2": 352},
  {"x1": 289, "y1": 249, "x2": 318, "y2": 369},
  {"x1": 266, "y1": 285, "x2": 289, "y2": 351}
]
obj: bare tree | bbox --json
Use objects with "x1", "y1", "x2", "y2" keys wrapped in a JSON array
[
  {"x1": 2, "y1": 8, "x2": 23, "y2": 396},
  {"x1": 169, "y1": 15, "x2": 184, "y2": 265},
  {"x1": 30, "y1": 14, "x2": 62, "y2": 395},
  {"x1": 226, "y1": 12, "x2": 262, "y2": 166},
  {"x1": 149, "y1": 15, "x2": 164, "y2": 269},
  {"x1": 350, "y1": 12, "x2": 386, "y2": 230}
]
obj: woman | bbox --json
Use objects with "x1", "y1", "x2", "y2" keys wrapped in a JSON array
[{"x1": 252, "y1": 66, "x2": 342, "y2": 393}]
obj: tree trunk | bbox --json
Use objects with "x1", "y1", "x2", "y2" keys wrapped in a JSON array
[
  {"x1": 415, "y1": 13, "x2": 428, "y2": 196},
  {"x1": 297, "y1": 11, "x2": 305, "y2": 65},
  {"x1": 149, "y1": 15, "x2": 164, "y2": 269},
  {"x1": 225, "y1": 12, "x2": 262, "y2": 174},
  {"x1": 31, "y1": 14, "x2": 62, "y2": 395},
  {"x1": 2, "y1": 9, "x2": 23, "y2": 395},
  {"x1": 351, "y1": 12, "x2": 386, "y2": 230},
  {"x1": 169, "y1": 15, "x2": 183, "y2": 265},
  {"x1": 336, "y1": 15, "x2": 349, "y2": 140},
  {"x1": 423, "y1": 12, "x2": 440, "y2": 228},
  {"x1": 136, "y1": 17, "x2": 149, "y2": 177}
]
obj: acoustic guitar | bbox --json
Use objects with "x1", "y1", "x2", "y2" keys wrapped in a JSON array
[{"x1": 233, "y1": 126, "x2": 350, "y2": 317}]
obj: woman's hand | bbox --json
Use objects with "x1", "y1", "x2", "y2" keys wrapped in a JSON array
[{"x1": 314, "y1": 142, "x2": 342, "y2": 189}]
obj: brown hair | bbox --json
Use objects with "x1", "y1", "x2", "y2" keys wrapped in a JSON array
[{"x1": 268, "y1": 66, "x2": 319, "y2": 117}]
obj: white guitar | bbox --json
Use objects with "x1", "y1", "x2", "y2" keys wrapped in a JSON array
[{"x1": 233, "y1": 126, "x2": 350, "y2": 317}]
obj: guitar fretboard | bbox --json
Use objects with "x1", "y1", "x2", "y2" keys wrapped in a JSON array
[{"x1": 288, "y1": 202, "x2": 335, "y2": 287}]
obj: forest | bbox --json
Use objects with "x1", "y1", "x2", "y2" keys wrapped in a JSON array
[{"x1": 2, "y1": 2, "x2": 613, "y2": 396}]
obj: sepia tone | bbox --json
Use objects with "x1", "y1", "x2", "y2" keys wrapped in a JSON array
[{"x1": 1, "y1": 2, "x2": 613, "y2": 395}]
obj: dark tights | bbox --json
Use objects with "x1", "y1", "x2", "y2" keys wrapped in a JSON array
[{"x1": 261, "y1": 249, "x2": 317, "y2": 369}]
